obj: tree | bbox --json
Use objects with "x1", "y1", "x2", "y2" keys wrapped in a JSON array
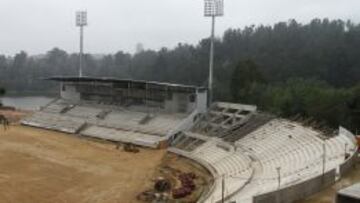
[{"x1": 230, "y1": 60, "x2": 265, "y2": 102}]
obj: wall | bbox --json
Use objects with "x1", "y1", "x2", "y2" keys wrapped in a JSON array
[
  {"x1": 336, "y1": 194, "x2": 360, "y2": 203},
  {"x1": 60, "y1": 83, "x2": 81, "y2": 102},
  {"x1": 196, "y1": 90, "x2": 208, "y2": 113},
  {"x1": 339, "y1": 126, "x2": 359, "y2": 177},
  {"x1": 253, "y1": 169, "x2": 336, "y2": 203},
  {"x1": 340, "y1": 150, "x2": 358, "y2": 177}
]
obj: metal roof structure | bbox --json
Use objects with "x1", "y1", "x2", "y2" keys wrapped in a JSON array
[
  {"x1": 338, "y1": 183, "x2": 360, "y2": 200},
  {"x1": 46, "y1": 76, "x2": 207, "y2": 93}
]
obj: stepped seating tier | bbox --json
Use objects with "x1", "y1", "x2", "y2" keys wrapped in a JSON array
[
  {"x1": 170, "y1": 118, "x2": 357, "y2": 203},
  {"x1": 81, "y1": 126, "x2": 163, "y2": 148},
  {"x1": 98, "y1": 111, "x2": 185, "y2": 136},
  {"x1": 21, "y1": 112, "x2": 85, "y2": 134},
  {"x1": 22, "y1": 98, "x2": 192, "y2": 148}
]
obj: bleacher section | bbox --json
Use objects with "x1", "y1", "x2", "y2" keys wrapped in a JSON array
[
  {"x1": 21, "y1": 99, "x2": 191, "y2": 148},
  {"x1": 97, "y1": 110, "x2": 185, "y2": 136},
  {"x1": 81, "y1": 126, "x2": 164, "y2": 148},
  {"x1": 21, "y1": 96, "x2": 358, "y2": 203},
  {"x1": 222, "y1": 113, "x2": 274, "y2": 142},
  {"x1": 22, "y1": 112, "x2": 85, "y2": 134},
  {"x1": 170, "y1": 140, "x2": 254, "y2": 202},
  {"x1": 171, "y1": 132, "x2": 207, "y2": 152},
  {"x1": 65, "y1": 106, "x2": 103, "y2": 120},
  {"x1": 170, "y1": 119, "x2": 358, "y2": 203},
  {"x1": 191, "y1": 102, "x2": 257, "y2": 139},
  {"x1": 41, "y1": 99, "x2": 73, "y2": 114}
]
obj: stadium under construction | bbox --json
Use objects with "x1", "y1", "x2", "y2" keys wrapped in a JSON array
[{"x1": 21, "y1": 76, "x2": 359, "y2": 203}]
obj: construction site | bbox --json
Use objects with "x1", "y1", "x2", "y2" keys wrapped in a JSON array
[{"x1": 0, "y1": 76, "x2": 356, "y2": 203}]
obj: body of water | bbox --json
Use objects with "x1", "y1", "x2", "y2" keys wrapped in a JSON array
[{"x1": 1, "y1": 96, "x2": 54, "y2": 111}]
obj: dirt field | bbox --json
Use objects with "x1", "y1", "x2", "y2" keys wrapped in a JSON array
[
  {"x1": 297, "y1": 159, "x2": 360, "y2": 203},
  {"x1": 0, "y1": 109, "x2": 30, "y2": 123},
  {"x1": 0, "y1": 125, "x2": 167, "y2": 203}
]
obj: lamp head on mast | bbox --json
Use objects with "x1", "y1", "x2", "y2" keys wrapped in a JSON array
[
  {"x1": 76, "y1": 11, "x2": 87, "y2": 27},
  {"x1": 204, "y1": 0, "x2": 224, "y2": 17}
]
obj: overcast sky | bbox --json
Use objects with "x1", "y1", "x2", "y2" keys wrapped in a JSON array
[{"x1": 1, "y1": 0, "x2": 360, "y2": 56}]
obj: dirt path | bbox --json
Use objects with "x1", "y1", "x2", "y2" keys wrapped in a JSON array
[{"x1": 0, "y1": 125, "x2": 166, "y2": 203}]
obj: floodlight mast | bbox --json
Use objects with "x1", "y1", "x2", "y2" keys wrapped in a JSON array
[
  {"x1": 76, "y1": 11, "x2": 88, "y2": 77},
  {"x1": 204, "y1": 0, "x2": 224, "y2": 106}
]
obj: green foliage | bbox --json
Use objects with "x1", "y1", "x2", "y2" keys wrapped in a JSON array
[
  {"x1": 1, "y1": 19, "x2": 360, "y2": 131},
  {"x1": 241, "y1": 78, "x2": 353, "y2": 129},
  {"x1": 230, "y1": 60, "x2": 265, "y2": 102}
]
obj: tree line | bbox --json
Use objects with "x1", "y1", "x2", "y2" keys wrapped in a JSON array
[{"x1": 0, "y1": 18, "x2": 360, "y2": 132}]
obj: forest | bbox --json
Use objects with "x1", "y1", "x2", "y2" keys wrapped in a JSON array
[{"x1": 0, "y1": 18, "x2": 360, "y2": 132}]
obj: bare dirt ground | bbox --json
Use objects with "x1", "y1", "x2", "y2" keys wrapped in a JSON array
[
  {"x1": 0, "y1": 109, "x2": 31, "y2": 123},
  {"x1": 0, "y1": 125, "x2": 167, "y2": 203},
  {"x1": 297, "y1": 158, "x2": 360, "y2": 203}
]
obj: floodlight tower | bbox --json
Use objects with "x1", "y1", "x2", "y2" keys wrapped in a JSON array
[
  {"x1": 76, "y1": 11, "x2": 88, "y2": 77},
  {"x1": 204, "y1": 0, "x2": 224, "y2": 105}
]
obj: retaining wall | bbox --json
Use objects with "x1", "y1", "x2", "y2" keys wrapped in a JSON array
[
  {"x1": 339, "y1": 126, "x2": 359, "y2": 177},
  {"x1": 253, "y1": 169, "x2": 336, "y2": 203}
]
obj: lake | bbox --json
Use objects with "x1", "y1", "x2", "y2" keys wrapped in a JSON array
[{"x1": 0, "y1": 96, "x2": 54, "y2": 111}]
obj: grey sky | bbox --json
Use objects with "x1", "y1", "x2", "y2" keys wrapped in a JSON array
[{"x1": 1, "y1": 0, "x2": 360, "y2": 56}]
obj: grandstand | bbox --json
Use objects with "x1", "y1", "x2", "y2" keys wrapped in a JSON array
[
  {"x1": 169, "y1": 118, "x2": 358, "y2": 203},
  {"x1": 21, "y1": 77, "x2": 359, "y2": 203},
  {"x1": 22, "y1": 77, "x2": 208, "y2": 148}
]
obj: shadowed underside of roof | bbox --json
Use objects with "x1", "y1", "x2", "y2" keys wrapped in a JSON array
[{"x1": 46, "y1": 76, "x2": 207, "y2": 93}]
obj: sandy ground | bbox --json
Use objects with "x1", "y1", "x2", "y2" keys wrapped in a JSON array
[
  {"x1": 0, "y1": 125, "x2": 166, "y2": 203},
  {"x1": 297, "y1": 159, "x2": 360, "y2": 203},
  {"x1": 0, "y1": 109, "x2": 31, "y2": 123}
]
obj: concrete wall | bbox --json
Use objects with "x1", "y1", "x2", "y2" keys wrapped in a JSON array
[
  {"x1": 253, "y1": 169, "x2": 336, "y2": 203},
  {"x1": 164, "y1": 92, "x2": 198, "y2": 114},
  {"x1": 340, "y1": 148, "x2": 359, "y2": 177},
  {"x1": 196, "y1": 90, "x2": 208, "y2": 113},
  {"x1": 60, "y1": 83, "x2": 81, "y2": 102},
  {"x1": 336, "y1": 194, "x2": 360, "y2": 203},
  {"x1": 339, "y1": 126, "x2": 359, "y2": 177},
  {"x1": 163, "y1": 91, "x2": 207, "y2": 114}
]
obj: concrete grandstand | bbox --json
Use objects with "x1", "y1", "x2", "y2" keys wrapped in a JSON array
[
  {"x1": 21, "y1": 77, "x2": 359, "y2": 203},
  {"x1": 22, "y1": 77, "x2": 208, "y2": 148}
]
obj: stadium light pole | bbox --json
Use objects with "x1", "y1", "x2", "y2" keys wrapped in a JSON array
[
  {"x1": 204, "y1": 0, "x2": 224, "y2": 106},
  {"x1": 76, "y1": 11, "x2": 88, "y2": 77}
]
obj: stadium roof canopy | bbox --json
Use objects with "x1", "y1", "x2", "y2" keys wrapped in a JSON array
[
  {"x1": 46, "y1": 76, "x2": 207, "y2": 93},
  {"x1": 337, "y1": 183, "x2": 360, "y2": 200}
]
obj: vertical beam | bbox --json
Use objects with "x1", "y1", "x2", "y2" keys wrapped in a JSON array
[
  {"x1": 322, "y1": 142, "x2": 326, "y2": 182},
  {"x1": 221, "y1": 174, "x2": 225, "y2": 203},
  {"x1": 276, "y1": 167, "x2": 281, "y2": 189},
  {"x1": 208, "y1": 16, "x2": 216, "y2": 106},
  {"x1": 79, "y1": 25, "x2": 84, "y2": 77}
]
